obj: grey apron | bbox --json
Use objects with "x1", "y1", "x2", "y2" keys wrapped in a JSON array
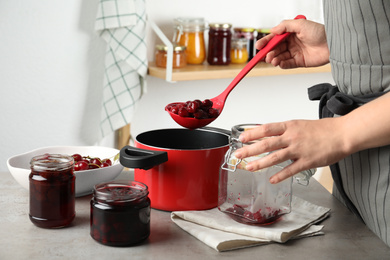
[{"x1": 317, "y1": 0, "x2": 390, "y2": 246}]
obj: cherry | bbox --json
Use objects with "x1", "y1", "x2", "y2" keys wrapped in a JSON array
[
  {"x1": 178, "y1": 107, "x2": 190, "y2": 117},
  {"x1": 186, "y1": 101, "x2": 200, "y2": 113},
  {"x1": 202, "y1": 99, "x2": 213, "y2": 108},
  {"x1": 193, "y1": 109, "x2": 208, "y2": 119},
  {"x1": 171, "y1": 106, "x2": 179, "y2": 114},
  {"x1": 74, "y1": 161, "x2": 89, "y2": 171},
  {"x1": 102, "y1": 162, "x2": 111, "y2": 168},
  {"x1": 193, "y1": 99, "x2": 202, "y2": 108},
  {"x1": 72, "y1": 153, "x2": 83, "y2": 162},
  {"x1": 71, "y1": 154, "x2": 116, "y2": 171},
  {"x1": 208, "y1": 108, "x2": 219, "y2": 118},
  {"x1": 102, "y1": 159, "x2": 112, "y2": 166},
  {"x1": 167, "y1": 99, "x2": 220, "y2": 120},
  {"x1": 89, "y1": 158, "x2": 102, "y2": 166}
]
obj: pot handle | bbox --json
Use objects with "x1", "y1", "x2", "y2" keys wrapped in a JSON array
[{"x1": 119, "y1": 146, "x2": 168, "y2": 170}]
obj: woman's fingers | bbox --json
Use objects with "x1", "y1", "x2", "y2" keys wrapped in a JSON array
[
  {"x1": 244, "y1": 146, "x2": 291, "y2": 171},
  {"x1": 233, "y1": 119, "x2": 343, "y2": 184},
  {"x1": 238, "y1": 123, "x2": 286, "y2": 143}
]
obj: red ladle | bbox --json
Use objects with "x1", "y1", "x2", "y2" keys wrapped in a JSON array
[{"x1": 166, "y1": 15, "x2": 306, "y2": 129}]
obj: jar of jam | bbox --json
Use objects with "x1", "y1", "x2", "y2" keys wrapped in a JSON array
[
  {"x1": 155, "y1": 44, "x2": 187, "y2": 69},
  {"x1": 29, "y1": 154, "x2": 75, "y2": 228},
  {"x1": 173, "y1": 17, "x2": 206, "y2": 65},
  {"x1": 231, "y1": 38, "x2": 248, "y2": 64},
  {"x1": 219, "y1": 124, "x2": 315, "y2": 225},
  {"x1": 90, "y1": 180, "x2": 150, "y2": 247},
  {"x1": 207, "y1": 23, "x2": 232, "y2": 65},
  {"x1": 255, "y1": 28, "x2": 271, "y2": 54},
  {"x1": 256, "y1": 28, "x2": 271, "y2": 40}
]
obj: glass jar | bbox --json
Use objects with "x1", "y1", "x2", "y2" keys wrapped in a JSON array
[
  {"x1": 256, "y1": 28, "x2": 271, "y2": 41},
  {"x1": 173, "y1": 17, "x2": 206, "y2": 65},
  {"x1": 231, "y1": 38, "x2": 248, "y2": 64},
  {"x1": 90, "y1": 180, "x2": 150, "y2": 247},
  {"x1": 219, "y1": 124, "x2": 315, "y2": 225},
  {"x1": 155, "y1": 44, "x2": 187, "y2": 69},
  {"x1": 241, "y1": 28, "x2": 255, "y2": 61},
  {"x1": 255, "y1": 28, "x2": 271, "y2": 54},
  {"x1": 234, "y1": 28, "x2": 255, "y2": 61},
  {"x1": 29, "y1": 154, "x2": 75, "y2": 228},
  {"x1": 207, "y1": 23, "x2": 232, "y2": 65}
]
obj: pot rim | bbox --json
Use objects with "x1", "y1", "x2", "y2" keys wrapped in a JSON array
[{"x1": 135, "y1": 127, "x2": 230, "y2": 151}]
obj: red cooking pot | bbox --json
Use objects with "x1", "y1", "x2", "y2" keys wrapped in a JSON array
[{"x1": 119, "y1": 128, "x2": 230, "y2": 211}]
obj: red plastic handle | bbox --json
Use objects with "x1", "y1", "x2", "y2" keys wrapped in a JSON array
[{"x1": 217, "y1": 15, "x2": 307, "y2": 101}]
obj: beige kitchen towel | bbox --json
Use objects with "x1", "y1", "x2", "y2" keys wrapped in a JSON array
[
  {"x1": 171, "y1": 196, "x2": 330, "y2": 252},
  {"x1": 95, "y1": 0, "x2": 147, "y2": 137}
]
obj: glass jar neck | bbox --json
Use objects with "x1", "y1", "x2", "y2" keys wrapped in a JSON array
[
  {"x1": 174, "y1": 17, "x2": 205, "y2": 32},
  {"x1": 30, "y1": 154, "x2": 74, "y2": 172},
  {"x1": 93, "y1": 180, "x2": 149, "y2": 206},
  {"x1": 231, "y1": 124, "x2": 261, "y2": 145}
]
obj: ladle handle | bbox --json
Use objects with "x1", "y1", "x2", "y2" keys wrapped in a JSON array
[{"x1": 217, "y1": 15, "x2": 307, "y2": 101}]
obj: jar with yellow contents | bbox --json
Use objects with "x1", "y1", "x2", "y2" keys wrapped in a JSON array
[
  {"x1": 230, "y1": 38, "x2": 248, "y2": 64},
  {"x1": 173, "y1": 17, "x2": 206, "y2": 65},
  {"x1": 155, "y1": 44, "x2": 187, "y2": 69}
]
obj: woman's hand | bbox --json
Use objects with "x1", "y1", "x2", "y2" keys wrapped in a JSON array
[
  {"x1": 234, "y1": 118, "x2": 350, "y2": 184},
  {"x1": 256, "y1": 19, "x2": 329, "y2": 69}
]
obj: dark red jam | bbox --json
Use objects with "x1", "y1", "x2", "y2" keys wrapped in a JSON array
[
  {"x1": 223, "y1": 204, "x2": 283, "y2": 225},
  {"x1": 90, "y1": 180, "x2": 150, "y2": 247},
  {"x1": 207, "y1": 23, "x2": 232, "y2": 65},
  {"x1": 29, "y1": 154, "x2": 75, "y2": 228}
]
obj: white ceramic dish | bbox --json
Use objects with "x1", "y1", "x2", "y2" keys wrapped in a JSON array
[{"x1": 7, "y1": 146, "x2": 124, "y2": 197}]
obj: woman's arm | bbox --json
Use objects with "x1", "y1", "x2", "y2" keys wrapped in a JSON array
[{"x1": 234, "y1": 91, "x2": 390, "y2": 184}]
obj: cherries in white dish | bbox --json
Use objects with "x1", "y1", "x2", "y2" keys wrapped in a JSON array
[{"x1": 72, "y1": 154, "x2": 113, "y2": 171}]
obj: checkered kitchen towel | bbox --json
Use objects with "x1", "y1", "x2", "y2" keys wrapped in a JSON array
[{"x1": 95, "y1": 0, "x2": 147, "y2": 137}]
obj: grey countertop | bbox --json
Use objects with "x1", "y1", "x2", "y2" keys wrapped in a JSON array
[{"x1": 1, "y1": 170, "x2": 390, "y2": 259}]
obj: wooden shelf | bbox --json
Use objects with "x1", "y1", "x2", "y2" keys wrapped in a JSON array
[{"x1": 148, "y1": 62, "x2": 331, "y2": 82}]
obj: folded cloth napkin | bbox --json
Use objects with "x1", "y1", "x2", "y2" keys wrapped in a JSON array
[
  {"x1": 171, "y1": 196, "x2": 330, "y2": 252},
  {"x1": 95, "y1": 0, "x2": 147, "y2": 137}
]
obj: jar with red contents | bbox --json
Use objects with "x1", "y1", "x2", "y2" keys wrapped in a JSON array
[
  {"x1": 29, "y1": 154, "x2": 75, "y2": 228},
  {"x1": 207, "y1": 23, "x2": 232, "y2": 65},
  {"x1": 90, "y1": 180, "x2": 150, "y2": 247},
  {"x1": 219, "y1": 124, "x2": 315, "y2": 225}
]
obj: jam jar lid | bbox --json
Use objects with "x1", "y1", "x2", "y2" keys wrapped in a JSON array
[
  {"x1": 209, "y1": 23, "x2": 232, "y2": 29},
  {"x1": 241, "y1": 27, "x2": 255, "y2": 32},
  {"x1": 94, "y1": 180, "x2": 149, "y2": 203},
  {"x1": 30, "y1": 154, "x2": 74, "y2": 171},
  {"x1": 156, "y1": 44, "x2": 186, "y2": 52},
  {"x1": 256, "y1": 28, "x2": 271, "y2": 34}
]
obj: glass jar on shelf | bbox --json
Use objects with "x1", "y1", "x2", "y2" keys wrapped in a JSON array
[
  {"x1": 255, "y1": 28, "x2": 271, "y2": 54},
  {"x1": 207, "y1": 23, "x2": 232, "y2": 65},
  {"x1": 256, "y1": 28, "x2": 271, "y2": 40},
  {"x1": 234, "y1": 27, "x2": 255, "y2": 61},
  {"x1": 173, "y1": 17, "x2": 206, "y2": 65},
  {"x1": 155, "y1": 44, "x2": 187, "y2": 69},
  {"x1": 230, "y1": 38, "x2": 248, "y2": 64}
]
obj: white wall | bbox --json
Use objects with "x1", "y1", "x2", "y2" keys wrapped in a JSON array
[{"x1": 0, "y1": 0, "x2": 331, "y2": 172}]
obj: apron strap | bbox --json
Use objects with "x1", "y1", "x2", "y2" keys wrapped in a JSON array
[{"x1": 307, "y1": 83, "x2": 387, "y2": 222}]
